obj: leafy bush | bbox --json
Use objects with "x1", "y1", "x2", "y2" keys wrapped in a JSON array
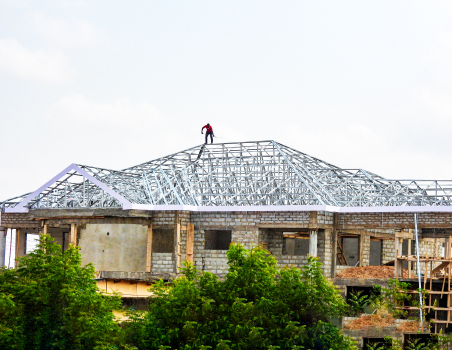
[
  {"x1": 125, "y1": 244, "x2": 355, "y2": 350},
  {"x1": 0, "y1": 235, "x2": 129, "y2": 350},
  {"x1": 370, "y1": 280, "x2": 411, "y2": 318},
  {"x1": 347, "y1": 290, "x2": 370, "y2": 317}
]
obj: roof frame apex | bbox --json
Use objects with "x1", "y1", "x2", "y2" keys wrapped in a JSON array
[{"x1": 5, "y1": 163, "x2": 132, "y2": 213}]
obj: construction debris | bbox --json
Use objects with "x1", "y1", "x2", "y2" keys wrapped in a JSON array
[
  {"x1": 344, "y1": 314, "x2": 395, "y2": 330},
  {"x1": 337, "y1": 265, "x2": 408, "y2": 279},
  {"x1": 396, "y1": 320, "x2": 419, "y2": 332}
]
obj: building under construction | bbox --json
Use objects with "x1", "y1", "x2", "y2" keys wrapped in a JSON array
[{"x1": 1, "y1": 140, "x2": 452, "y2": 346}]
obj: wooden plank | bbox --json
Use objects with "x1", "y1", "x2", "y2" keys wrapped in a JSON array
[
  {"x1": 146, "y1": 224, "x2": 153, "y2": 272},
  {"x1": 336, "y1": 237, "x2": 348, "y2": 266},
  {"x1": 175, "y1": 211, "x2": 181, "y2": 273},
  {"x1": 331, "y1": 230, "x2": 338, "y2": 278},
  {"x1": 395, "y1": 236, "x2": 399, "y2": 279},
  {"x1": 431, "y1": 262, "x2": 450, "y2": 276},
  {"x1": 186, "y1": 223, "x2": 194, "y2": 263}
]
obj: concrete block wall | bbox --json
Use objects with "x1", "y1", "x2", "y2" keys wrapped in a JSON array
[
  {"x1": 318, "y1": 211, "x2": 335, "y2": 225},
  {"x1": 189, "y1": 213, "x2": 240, "y2": 275},
  {"x1": 361, "y1": 235, "x2": 370, "y2": 266},
  {"x1": 318, "y1": 229, "x2": 333, "y2": 275},
  {"x1": 190, "y1": 211, "x2": 260, "y2": 275},
  {"x1": 260, "y1": 229, "x2": 309, "y2": 268},
  {"x1": 152, "y1": 253, "x2": 173, "y2": 274},
  {"x1": 412, "y1": 238, "x2": 445, "y2": 277},
  {"x1": 0, "y1": 213, "x2": 39, "y2": 228},
  {"x1": 7, "y1": 209, "x2": 452, "y2": 281},
  {"x1": 152, "y1": 210, "x2": 190, "y2": 227},
  {"x1": 382, "y1": 239, "x2": 395, "y2": 264},
  {"x1": 260, "y1": 211, "x2": 311, "y2": 225},
  {"x1": 337, "y1": 212, "x2": 452, "y2": 229}
]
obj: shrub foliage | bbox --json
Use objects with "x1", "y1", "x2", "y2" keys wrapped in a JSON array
[
  {"x1": 0, "y1": 235, "x2": 126, "y2": 350},
  {"x1": 125, "y1": 243, "x2": 355, "y2": 350}
]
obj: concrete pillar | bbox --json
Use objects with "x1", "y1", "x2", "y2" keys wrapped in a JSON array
[
  {"x1": 0, "y1": 228, "x2": 6, "y2": 267},
  {"x1": 309, "y1": 230, "x2": 318, "y2": 257}
]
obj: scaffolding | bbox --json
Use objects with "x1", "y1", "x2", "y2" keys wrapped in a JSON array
[
  {"x1": 2, "y1": 140, "x2": 452, "y2": 211},
  {"x1": 396, "y1": 234, "x2": 452, "y2": 334}
]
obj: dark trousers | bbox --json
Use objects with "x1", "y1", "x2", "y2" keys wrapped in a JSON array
[{"x1": 205, "y1": 132, "x2": 213, "y2": 144}]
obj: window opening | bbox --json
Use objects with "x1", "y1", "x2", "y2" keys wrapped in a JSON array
[
  {"x1": 26, "y1": 234, "x2": 40, "y2": 254},
  {"x1": 283, "y1": 232, "x2": 309, "y2": 256},
  {"x1": 338, "y1": 235, "x2": 359, "y2": 266},
  {"x1": 369, "y1": 239, "x2": 382, "y2": 266},
  {"x1": 153, "y1": 229, "x2": 174, "y2": 253},
  {"x1": 205, "y1": 230, "x2": 232, "y2": 250}
]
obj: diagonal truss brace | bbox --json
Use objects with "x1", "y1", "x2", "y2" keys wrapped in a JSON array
[{"x1": 5, "y1": 163, "x2": 133, "y2": 213}]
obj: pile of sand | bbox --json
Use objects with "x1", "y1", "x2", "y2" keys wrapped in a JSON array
[{"x1": 337, "y1": 265, "x2": 407, "y2": 279}]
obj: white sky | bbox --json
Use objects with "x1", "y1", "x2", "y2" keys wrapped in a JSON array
[{"x1": 1, "y1": 1, "x2": 452, "y2": 201}]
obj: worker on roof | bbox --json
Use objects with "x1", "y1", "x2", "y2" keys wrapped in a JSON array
[{"x1": 201, "y1": 123, "x2": 215, "y2": 144}]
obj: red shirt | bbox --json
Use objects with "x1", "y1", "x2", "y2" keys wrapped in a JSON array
[{"x1": 203, "y1": 125, "x2": 213, "y2": 133}]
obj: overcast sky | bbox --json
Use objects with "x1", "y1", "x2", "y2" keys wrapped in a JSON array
[{"x1": 1, "y1": 1, "x2": 452, "y2": 201}]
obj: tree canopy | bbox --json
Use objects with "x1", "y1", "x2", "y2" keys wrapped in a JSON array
[
  {"x1": 0, "y1": 236, "x2": 356, "y2": 349},
  {"x1": 0, "y1": 235, "x2": 127, "y2": 350},
  {"x1": 125, "y1": 243, "x2": 355, "y2": 350}
]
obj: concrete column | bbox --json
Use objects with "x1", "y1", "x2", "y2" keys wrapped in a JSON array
[
  {"x1": 0, "y1": 228, "x2": 6, "y2": 267},
  {"x1": 309, "y1": 230, "x2": 318, "y2": 257}
]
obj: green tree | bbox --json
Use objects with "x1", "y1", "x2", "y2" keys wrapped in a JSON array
[
  {"x1": 0, "y1": 234, "x2": 128, "y2": 350},
  {"x1": 125, "y1": 243, "x2": 355, "y2": 350}
]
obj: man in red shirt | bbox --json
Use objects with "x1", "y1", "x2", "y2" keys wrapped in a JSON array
[{"x1": 201, "y1": 123, "x2": 215, "y2": 144}]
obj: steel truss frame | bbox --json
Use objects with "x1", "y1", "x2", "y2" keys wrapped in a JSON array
[{"x1": 2, "y1": 141, "x2": 452, "y2": 211}]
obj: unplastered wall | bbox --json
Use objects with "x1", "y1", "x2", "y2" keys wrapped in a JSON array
[
  {"x1": 318, "y1": 230, "x2": 333, "y2": 275},
  {"x1": 412, "y1": 238, "x2": 445, "y2": 277},
  {"x1": 79, "y1": 223, "x2": 147, "y2": 272},
  {"x1": 337, "y1": 212, "x2": 452, "y2": 229},
  {"x1": 361, "y1": 235, "x2": 370, "y2": 266},
  {"x1": 152, "y1": 253, "x2": 173, "y2": 274},
  {"x1": 182, "y1": 211, "x2": 331, "y2": 275},
  {"x1": 382, "y1": 239, "x2": 395, "y2": 264},
  {"x1": 188, "y1": 212, "x2": 260, "y2": 275},
  {"x1": 259, "y1": 211, "x2": 311, "y2": 225},
  {"x1": 151, "y1": 210, "x2": 190, "y2": 275},
  {"x1": 259, "y1": 230, "x2": 308, "y2": 268}
]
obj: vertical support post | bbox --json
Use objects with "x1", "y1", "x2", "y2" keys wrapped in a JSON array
[
  {"x1": 408, "y1": 238, "x2": 412, "y2": 278},
  {"x1": 69, "y1": 224, "x2": 77, "y2": 246},
  {"x1": 175, "y1": 211, "x2": 181, "y2": 274},
  {"x1": 186, "y1": 223, "x2": 194, "y2": 263},
  {"x1": 331, "y1": 229, "x2": 337, "y2": 278},
  {"x1": 309, "y1": 230, "x2": 318, "y2": 257},
  {"x1": 414, "y1": 213, "x2": 423, "y2": 330},
  {"x1": 394, "y1": 235, "x2": 399, "y2": 279},
  {"x1": 146, "y1": 223, "x2": 153, "y2": 272},
  {"x1": 14, "y1": 228, "x2": 20, "y2": 267},
  {"x1": 83, "y1": 176, "x2": 86, "y2": 207},
  {"x1": 0, "y1": 228, "x2": 6, "y2": 267},
  {"x1": 359, "y1": 233, "x2": 364, "y2": 267},
  {"x1": 399, "y1": 238, "x2": 404, "y2": 278},
  {"x1": 42, "y1": 221, "x2": 48, "y2": 236}
]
